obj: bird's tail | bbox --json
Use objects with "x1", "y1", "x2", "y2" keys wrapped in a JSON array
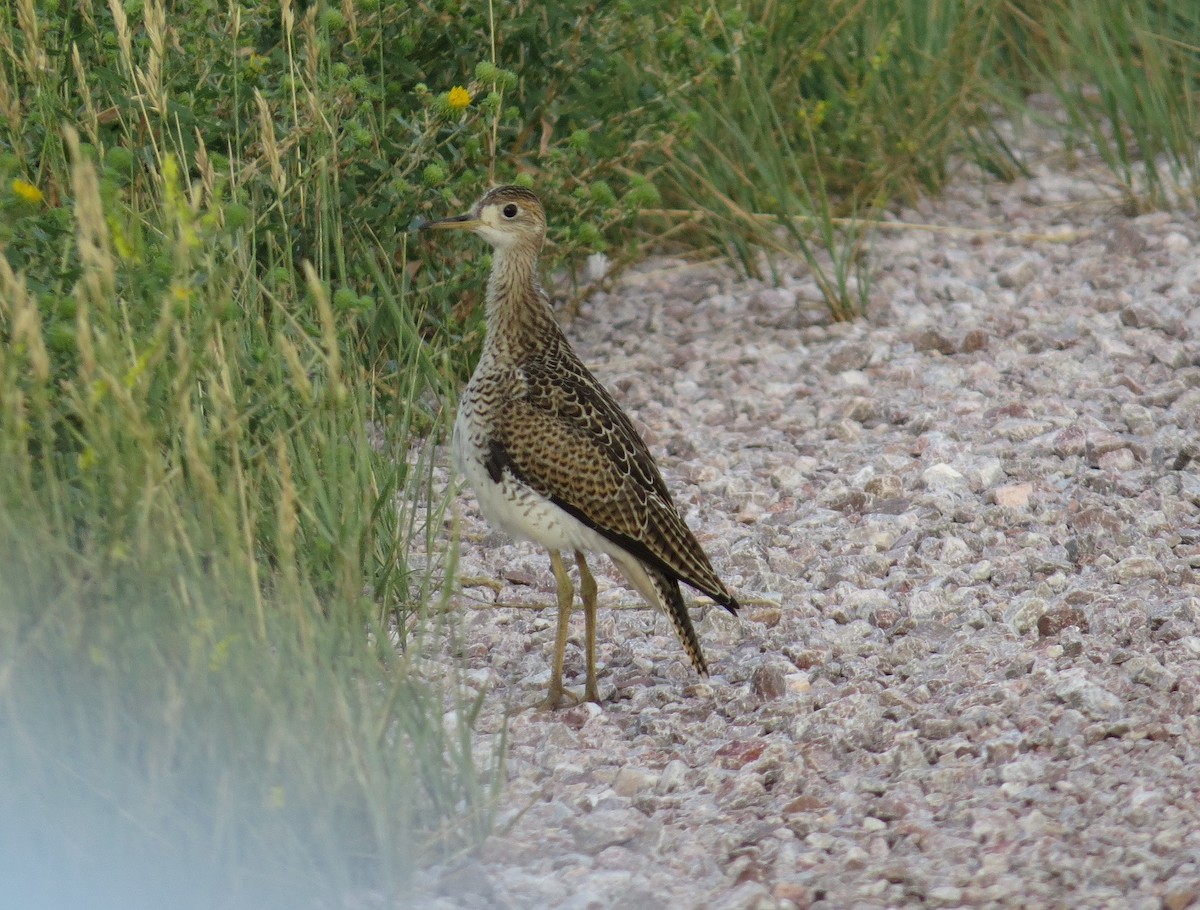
[{"x1": 612, "y1": 555, "x2": 709, "y2": 676}]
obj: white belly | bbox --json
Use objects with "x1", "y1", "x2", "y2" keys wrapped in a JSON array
[{"x1": 452, "y1": 409, "x2": 612, "y2": 555}]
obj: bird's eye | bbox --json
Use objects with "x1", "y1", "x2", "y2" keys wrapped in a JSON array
[{"x1": 502, "y1": 203, "x2": 518, "y2": 218}]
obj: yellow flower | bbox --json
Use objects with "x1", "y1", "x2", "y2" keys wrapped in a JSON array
[
  {"x1": 11, "y1": 178, "x2": 43, "y2": 204},
  {"x1": 447, "y1": 85, "x2": 471, "y2": 111}
]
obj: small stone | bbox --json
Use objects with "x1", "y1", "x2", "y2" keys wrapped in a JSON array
[
  {"x1": 923, "y1": 464, "x2": 967, "y2": 490},
  {"x1": 1121, "y1": 402, "x2": 1156, "y2": 435},
  {"x1": 751, "y1": 664, "x2": 788, "y2": 701},
  {"x1": 998, "y1": 259, "x2": 1038, "y2": 289},
  {"x1": 870, "y1": 606, "x2": 902, "y2": 629},
  {"x1": 829, "y1": 419, "x2": 864, "y2": 443},
  {"x1": 920, "y1": 716, "x2": 956, "y2": 740},
  {"x1": 1020, "y1": 808, "x2": 1065, "y2": 836},
  {"x1": 873, "y1": 797, "x2": 909, "y2": 821},
  {"x1": 864, "y1": 473, "x2": 903, "y2": 497},
  {"x1": 805, "y1": 832, "x2": 836, "y2": 851},
  {"x1": 788, "y1": 649, "x2": 824, "y2": 670},
  {"x1": 1155, "y1": 618, "x2": 1192, "y2": 642},
  {"x1": 1071, "y1": 506, "x2": 1123, "y2": 534},
  {"x1": 1098, "y1": 447, "x2": 1136, "y2": 471},
  {"x1": 716, "y1": 740, "x2": 767, "y2": 770},
  {"x1": 1164, "y1": 886, "x2": 1199, "y2": 910},
  {"x1": 890, "y1": 735, "x2": 929, "y2": 771},
  {"x1": 960, "y1": 329, "x2": 988, "y2": 353},
  {"x1": 929, "y1": 885, "x2": 964, "y2": 905},
  {"x1": 985, "y1": 736, "x2": 1020, "y2": 764},
  {"x1": 770, "y1": 463, "x2": 807, "y2": 490},
  {"x1": 570, "y1": 807, "x2": 646, "y2": 853},
  {"x1": 993, "y1": 482, "x2": 1032, "y2": 508},
  {"x1": 970, "y1": 457, "x2": 1006, "y2": 489},
  {"x1": 1120, "y1": 303, "x2": 1154, "y2": 327},
  {"x1": 747, "y1": 606, "x2": 782, "y2": 628},
  {"x1": 1053, "y1": 426, "x2": 1087, "y2": 457},
  {"x1": 612, "y1": 766, "x2": 658, "y2": 797},
  {"x1": 785, "y1": 672, "x2": 811, "y2": 694},
  {"x1": 1005, "y1": 654, "x2": 1035, "y2": 678},
  {"x1": 783, "y1": 794, "x2": 825, "y2": 815},
  {"x1": 961, "y1": 607, "x2": 992, "y2": 629},
  {"x1": 1163, "y1": 231, "x2": 1191, "y2": 252},
  {"x1": 1088, "y1": 431, "x2": 1130, "y2": 455},
  {"x1": 1005, "y1": 596, "x2": 1048, "y2": 634},
  {"x1": 1000, "y1": 757, "x2": 1043, "y2": 783},
  {"x1": 1113, "y1": 555, "x2": 1165, "y2": 583},
  {"x1": 843, "y1": 396, "x2": 879, "y2": 423},
  {"x1": 879, "y1": 862, "x2": 912, "y2": 884},
  {"x1": 736, "y1": 500, "x2": 765, "y2": 523},
  {"x1": 825, "y1": 341, "x2": 872, "y2": 372},
  {"x1": 557, "y1": 873, "x2": 635, "y2": 909},
  {"x1": 560, "y1": 702, "x2": 603, "y2": 731},
  {"x1": 1107, "y1": 223, "x2": 1147, "y2": 256},
  {"x1": 1150, "y1": 340, "x2": 1189, "y2": 369},
  {"x1": 1125, "y1": 655, "x2": 1178, "y2": 692},
  {"x1": 1038, "y1": 604, "x2": 1089, "y2": 637},
  {"x1": 1054, "y1": 668, "x2": 1122, "y2": 720},
  {"x1": 914, "y1": 329, "x2": 957, "y2": 355},
  {"x1": 656, "y1": 759, "x2": 689, "y2": 794}
]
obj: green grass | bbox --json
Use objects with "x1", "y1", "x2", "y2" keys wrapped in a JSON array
[
  {"x1": 0, "y1": 1, "x2": 503, "y2": 901},
  {"x1": 3, "y1": 0, "x2": 1200, "y2": 906},
  {"x1": 1014, "y1": 0, "x2": 1200, "y2": 211},
  {"x1": 626, "y1": 0, "x2": 1200, "y2": 316},
  {"x1": 0, "y1": 128, "x2": 494, "y2": 906}
]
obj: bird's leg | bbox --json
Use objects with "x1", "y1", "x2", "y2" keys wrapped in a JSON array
[
  {"x1": 575, "y1": 550, "x2": 600, "y2": 704},
  {"x1": 538, "y1": 550, "x2": 577, "y2": 710}
]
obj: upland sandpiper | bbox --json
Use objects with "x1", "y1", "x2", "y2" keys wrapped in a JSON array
[{"x1": 419, "y1": 186, "x2": 739, "y2": 708}]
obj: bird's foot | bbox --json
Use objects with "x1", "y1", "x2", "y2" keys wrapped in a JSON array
[
  {"x1": 534, "y1": 685, "x2": 581, "y2": 712},
  {"x1": 533, "y1": 685, "x2": 603, "y2": 711}
]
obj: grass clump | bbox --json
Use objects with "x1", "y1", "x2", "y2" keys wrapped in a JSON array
[
  {"x1": 0, "y1": 124, "x2": 491, "y2": 906},
  {"x1": 617, "y1": 0, "x2": 1200, "y2": 319},
  {"x1": 613, "y1": 0, "x2": 1010, "y2": 319},
  {"x1": 0, "y1": 0, "x2": 507, "y2": 903},
  {"x1": 1011, "y1": 0, "x2": 1200, "y2": 211}
]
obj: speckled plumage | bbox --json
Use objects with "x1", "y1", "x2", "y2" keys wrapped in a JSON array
[{"x1": 422, "y1": 186, "x2": 738, "y2": 705}]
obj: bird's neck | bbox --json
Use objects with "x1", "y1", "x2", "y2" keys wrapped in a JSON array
[{"x1": 483, "y1": 245, "x2": 558, "y2": 356}]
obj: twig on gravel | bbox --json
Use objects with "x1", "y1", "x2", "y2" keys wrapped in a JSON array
[{"x1": 462, "y1": 595, "x2": 782, "y2": 611}]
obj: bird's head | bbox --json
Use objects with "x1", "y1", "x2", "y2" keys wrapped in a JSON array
[{"x1": 416, "y1": 185, "x2": 546, "y2": 253}]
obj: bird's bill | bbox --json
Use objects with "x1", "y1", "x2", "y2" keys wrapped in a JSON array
[{"x1": 416, "y1": 212, "x2": 482, "y2": 232}]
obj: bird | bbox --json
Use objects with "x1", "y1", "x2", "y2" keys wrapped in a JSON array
[{"x1": 418, "y1": 185, "x2": 739, "y2": 708}]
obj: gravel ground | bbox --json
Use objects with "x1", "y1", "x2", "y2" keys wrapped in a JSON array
[{"x1": 410, "y1": 117, "x2": 1200, "y2": 910}]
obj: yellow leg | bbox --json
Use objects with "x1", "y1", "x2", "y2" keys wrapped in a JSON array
[
  {"x1": 538, "y1": 550, "x2": 577, "y2": 710},
  {"x1": 575, "y1": 551, "x2": 600, "y2": 704}
]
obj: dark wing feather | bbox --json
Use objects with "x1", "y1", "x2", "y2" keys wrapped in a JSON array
[{"x1": 491, "y1": 344, "x2": 738, "y2": 614}]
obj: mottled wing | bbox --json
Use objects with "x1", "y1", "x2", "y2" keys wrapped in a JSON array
[{"x1": 490, "y1": 344, "x2": 738, "y2": 613}]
